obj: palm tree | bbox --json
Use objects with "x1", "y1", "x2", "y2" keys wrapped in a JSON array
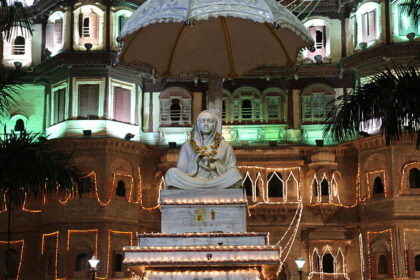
[
  {"x1": 323, "y1": 64, "x2": 420, "y2": 146},
  {"x1": 0, "y1": 131, "x2": 92, "y2": 279},
  {"x1": 0, "y1": 67, "x2": 22, "y2": 119},
  {"x1": 0, "y1": 52, "x2": 92, "y2": 280}
]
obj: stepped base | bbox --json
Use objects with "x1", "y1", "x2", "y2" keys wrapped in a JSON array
[{"x1": 138, "y1": 232, "x2": 268, "y2": 247}]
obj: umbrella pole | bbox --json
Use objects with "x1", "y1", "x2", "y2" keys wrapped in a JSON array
[{"x1": 207, "y1": 74, "x2": 223, "y2": 132}]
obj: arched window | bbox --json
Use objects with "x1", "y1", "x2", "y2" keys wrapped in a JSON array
[
  {"x1": 241, "y1": 99, "x2": 252, "y2": 119},
  {"x1": 373, "y1": 177, "x2": 384, "y2": 194},
  {"x1": 13, "y1": 36, "x2": 25, "y2": 55},
  {"x1": 378, "y1": 255, "x2": 387, "y2": 275},
  {"x1": 361, "y1": 10, "x2": 376, "y2": 43},
  {"x1": 321, "y1": 179, "x2": 329, "y2": 196},
  {"x1": 415, "y1": 254, "x2": 420, "y2": 271},
  {"x1": 355, "y1": 3, "x2": 380, "y2": 47},
  {"x1": 116, "y1": 180, "x2": 125, "y2": 197},
  {"x1": 14, "y1": 119, "x2": 25, "y2": 131},
  {"x1": 322, "y1": 253, "x2": 334, "y2": 273},
  {"x1": 78, "y1": 10, "x2": 99, "y2": 46},
  {"x1": 159, "y1": 88, "x2": 191, "y2": 126},
  {"x1": 268, "y1": 172, "x2": 283, "y2": 198},
  {"x1": 302, "y1": 85, "x2": 334, "y2": 122},
  {"x1": 45, "y1": 13, "x2": 64, "y2": 56},
  {"x1": 308, "y1": 26, "x2": 326, "y2": 60},
  {"x1": 263, "y1": 89, "x2": 287, "y2": 122},
  {"x1": 243, "y1": 176, "x2": 253, "y2": 197},
  {"x1": 5, "y1": 249, "x2": 19, "y2": 278},
  {"x1": 75, "y1": 253, "x2": 89, "y2": 271},
  {"x1": 115, "y1": 253, "x2": 123, "y2": 272},
  {"x1": 409, "y1": 168, "x2": 420, "y2": 188}
]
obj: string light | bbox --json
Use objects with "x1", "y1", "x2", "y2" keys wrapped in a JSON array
[
  {"x1": 124, "y1": 245, "x2": 279, "y2": 251},
  {"x1": 43, "y1": 182, "x2": 47, "y2": 205},
  {"x1": 161, "y1": 198, "x2": 246, "y2": 205},
  {"x1": 398, "y1": 162, "x2": 420, "y2": 196},
  {"x1": 0, "y1": 240, "x2": 24, "y2": 280},
  {"x1": 308, "y1": 246, "x2": 350, "y2": 280},
  {"x1": 143, "y1": 268, "x2": 260, "y2": 280},
  {"x1": 41, "y1": 231, "x2": 59, "y2": 279},
  {"x1": 365, "y1": 170, "x2": 388, "y2": 199},
  {"x1": 138, "y1": 168, "x2": 160, "y2": 210},
  {"x1": 277, "y1": 201, "x2": 303, "y2": 274},
  {"x1": 21, "y1": 192, "x2": 42, "y2": 213},
  {"x1": 67, "y1": 229, "x2": 98, "y2": 256},
  {"x1": 57, "y1": 183, "x2": 72, "y2": 205},
  {"x1": 356, "y1": 164, "x2": 361, "y2": 203},
  {"x1": 402, "y1": 228, "x2": 420, "y2": 278},
  {"x1": 105, "y1": 230, "x2": 133, "y2": 279},
  {"x1": 137, "y1": 232, "x2": 268, "y2": 238},
  {"x1": 0, "y1": 191, "x2": 7, "y2": 213},
  {"x1": 112, "y1": 172, "x2": 134, "y2": 202},
  {"x1": 241, "y1": 169, "x2": 302, "y2": 206},
  {"x1": 359, "y1": 233, "x2": 365, "y2": 280},
  {"x1": 238, "y1": 166, "x2": 301, "y2": 172},
  {"x1": 309, "y1": 172, "x2": 342, "y2": 204},
  {"x1": 366, "y1": 229, "x2": 395, "y2": 280}
]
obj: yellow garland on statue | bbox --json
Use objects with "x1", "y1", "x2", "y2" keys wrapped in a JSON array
[{"x1": 190, "y1": 132, "x2": 221, "y2": 160}]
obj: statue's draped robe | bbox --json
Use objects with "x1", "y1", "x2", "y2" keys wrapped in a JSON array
[{"x1": 165, "y1": 111, "x2": 242, "y2": 190}]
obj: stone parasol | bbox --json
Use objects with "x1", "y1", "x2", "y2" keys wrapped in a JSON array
[{"x1": 116, "y1": 0, "x2": 314, "y2": 116}]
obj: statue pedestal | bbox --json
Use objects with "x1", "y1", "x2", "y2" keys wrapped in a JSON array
[
  {"x1": 160, "y1": 189, "x2": 247, "y2": 233},
  {"x1": 124, "y1": 189, "x2": 281, "y2": 279}
]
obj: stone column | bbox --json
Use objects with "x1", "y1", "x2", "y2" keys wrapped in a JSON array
[{"x1": 207, "y1": 74, "x2": 223, "y2": 132}]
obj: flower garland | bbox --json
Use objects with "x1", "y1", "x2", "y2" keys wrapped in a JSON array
[{"x1": 190, "y1": 132, "x2": 221, "y2": 160}]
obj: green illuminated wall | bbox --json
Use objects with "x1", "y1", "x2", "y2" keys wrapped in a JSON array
[{"x1": 0, "y1": 84, "x2": 45, "y2": 134}]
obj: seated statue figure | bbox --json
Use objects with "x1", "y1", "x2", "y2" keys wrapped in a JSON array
[{"x1": 165, "y1": 110, "x2": 242, "y2": 190}]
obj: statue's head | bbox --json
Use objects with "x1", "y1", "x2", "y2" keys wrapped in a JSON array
[
  {"x1": 197, "y1": 110, "x2": 217, "y2": 135},
  {"x1": 194, "y1": 110, "x2": 219, "y2": 144}
]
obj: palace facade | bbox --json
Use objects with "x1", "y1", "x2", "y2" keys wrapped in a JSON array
[{"x1": 0, "y1": 0, "x2": 420, "y2": 279}]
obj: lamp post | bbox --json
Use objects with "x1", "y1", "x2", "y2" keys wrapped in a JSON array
[
  {"x1": 295, "y1": 256, "x2": 306, "y2": 280},
  {"x1": 88, "y1": 255, "x2": 100, "y2": 280}
]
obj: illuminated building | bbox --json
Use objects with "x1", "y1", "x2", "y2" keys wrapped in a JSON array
[{"x1": 0, "y1": 0, "x2": 420, "y2": 279}]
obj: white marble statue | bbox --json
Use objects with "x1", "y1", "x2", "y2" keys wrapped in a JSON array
[{"x1": 165, "y1": 110, "x2": 242, "y2": 190}]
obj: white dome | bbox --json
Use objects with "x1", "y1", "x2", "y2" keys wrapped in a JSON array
[{"x1": 121, "y1": 0, "x2": 312, "y2": 45}]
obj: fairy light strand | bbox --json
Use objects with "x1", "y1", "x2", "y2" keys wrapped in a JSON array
[
  {"x1": 366, "y1": 229, "x2": 395, "y2": 280},
  {"x1": 0, "y1": 240, "x2": 24, "y2": 280},
  {"x1": 41, "y1": 231, "x2": 59, "y2": 280}
]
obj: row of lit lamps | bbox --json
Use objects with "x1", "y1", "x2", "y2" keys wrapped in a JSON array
[{"x1": 86, "y1": 255, "x2": 306, "y2": 279}]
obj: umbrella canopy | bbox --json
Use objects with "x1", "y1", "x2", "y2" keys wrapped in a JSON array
[{"x1": 117, "y1": 0, "x2": 314, "y2": 78}]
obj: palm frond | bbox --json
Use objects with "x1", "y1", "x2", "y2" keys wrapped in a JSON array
[
  {"x1": 394, "y1": 0, "x2": 420, "y2": 25},
  {"x1": 0, "y1": 67, "x2": 24, "y2": 120},
  {"x1": 0, "y1": 131, "x2": 93, "y2": 209},
  {"x1": 324, "y1": 64, "x2": 420, "y2": 147},
  {"x1": 0, "y1": 1, "x2": 33, "y2": 41}
]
